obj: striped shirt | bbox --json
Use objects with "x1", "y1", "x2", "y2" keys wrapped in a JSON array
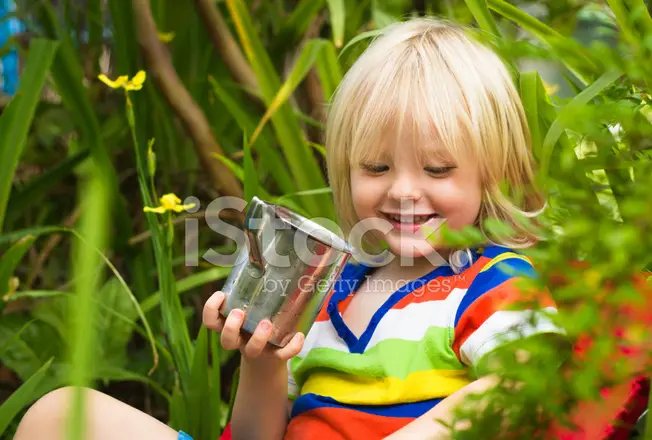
[{"x1": 284, "y1": 245, "x2": 564, "y2": 439}]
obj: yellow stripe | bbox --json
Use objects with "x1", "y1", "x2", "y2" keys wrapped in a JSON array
[
  {"x1": 301, "y1": 369, "x2": 473, "y2": 405},
  {"x1": 480, "y1": 252, "x2": 532, "y2": 273}
]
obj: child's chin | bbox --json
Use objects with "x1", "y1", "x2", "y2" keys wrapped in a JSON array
[{"x1": 385, "y1": 237, "x2": 446, "y2": 261}]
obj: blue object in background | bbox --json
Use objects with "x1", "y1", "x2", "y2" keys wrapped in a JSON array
[{"x1": 0, "y1": 0, "x2": 25, "y2": 96}]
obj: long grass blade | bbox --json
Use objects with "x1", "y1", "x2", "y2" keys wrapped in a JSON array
[
  {"x1": 225, "y1": 0, "x2": 331, "y2": 219},
  {"x1": 326, "y1": 0, "x2": 346, "y2": 47},
  {"x1": 140, "y1": 267, "x2": 232, "y2": 314},
  {"x1": 519, "y1": 71, "x2": 543, "y2": 159},
  {"x1": 210, "y1": 330, "x2": 222, "y2": 437},
  {"x1": 339, "y1": 29, "x2": 380, "y2": 59},
  {"x1": 0, "y1": 358, "x2": 53, "y2": 437},
  {"x1": 315, "y1": 40, "x2": 342, "y2": 101},
  {"x1": 243, "y1": 134, "x2": 259, "y2": 203},
  {"x1": 464, "y1": 0, "x2": 501, "y2": 38},
  {"x1": 250, "y1": 39, "x2": 327, "y2": 145},
  {"x1": 208, "y1": 77, "x2": 296, "y2": 194},
  {"x1": 67, "y1": 169, "x2": 110, "y2": 440},
  {"x1": 0, "y1": 39, "x2": 58, "y2": 232},
  {"x1": 187, "y1": 326, "x2": 211, "y2": 440}
]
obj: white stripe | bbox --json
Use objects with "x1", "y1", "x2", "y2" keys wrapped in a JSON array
[
  {"x1": 298, "y1": 318, "x2": 350, "y2": 358},
  {"x1": 459, "y1": 307, "x2": 564, "y2": 366},
  {"x1": 365, "y1": 287, "x2": 467, "y2": 350}
]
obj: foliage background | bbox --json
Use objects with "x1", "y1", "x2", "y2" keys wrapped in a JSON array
[{"x1": 1, "y1": 0, "x2": 652, "y2": 439}]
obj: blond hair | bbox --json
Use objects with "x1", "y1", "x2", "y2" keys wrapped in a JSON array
[{"x1": 325, "y1": 17, "x2": 545, "y2": 253}]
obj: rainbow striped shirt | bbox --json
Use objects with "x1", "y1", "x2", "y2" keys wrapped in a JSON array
[{"x1": 284, "y1": 245, "x2": 564, "y2": 439}]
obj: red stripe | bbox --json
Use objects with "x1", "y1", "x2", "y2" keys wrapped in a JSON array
[
  {"x1": 284, "y1": 407, "x2": 411, "y2": 440},
  {"x1": 452, "y1": 278, "x2": 555, "y2": 360}
]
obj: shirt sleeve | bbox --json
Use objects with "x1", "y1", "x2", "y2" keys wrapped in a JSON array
[{"x1": 452, "y1": 253, "x2": 566, "y2": 374}]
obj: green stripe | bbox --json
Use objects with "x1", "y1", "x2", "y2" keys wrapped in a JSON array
[{"x1": 291, "y1": 326, "x2": 465, "y2": 389}]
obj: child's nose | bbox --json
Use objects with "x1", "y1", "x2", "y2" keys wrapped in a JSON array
[{"x1": 387, "y1": 176, "x2": 422, "y2": 202}]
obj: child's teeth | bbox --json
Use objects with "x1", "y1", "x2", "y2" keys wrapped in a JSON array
[{"x1": 389, "y1": 214, "x2": 434, "y2": 223}]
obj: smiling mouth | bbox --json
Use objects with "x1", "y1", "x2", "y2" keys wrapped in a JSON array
[
  {"x1": 381, "y1": 212, "x2": 439, "y2": 224},
  {"x1": 380, "y1": 212, "x2": 442, "y2": 232}
]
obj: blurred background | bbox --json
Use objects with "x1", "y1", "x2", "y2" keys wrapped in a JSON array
[{"x1": 1, "y1": 0, "x2": 652, "y2": 439}]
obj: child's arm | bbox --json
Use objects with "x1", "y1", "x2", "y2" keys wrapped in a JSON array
[
  {"x1": 385, "y1": 255, "x2": 571, "y2": 439},
  {"x1": 383, "y1": 375, "x2": 502, "y2": 440},
  {"x1": 229, "y1": 357, "x2": 292, "y2": 440},
  {"x1": 202, "y1": 291, "x2": 304, "y2": 440}
]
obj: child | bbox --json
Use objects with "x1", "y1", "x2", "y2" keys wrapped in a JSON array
[{"x1": 13, "y1": 17, "x2": 566, "y2": 440}]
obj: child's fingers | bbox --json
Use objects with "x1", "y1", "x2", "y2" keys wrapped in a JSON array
[
  {"x1": 220, "y1": 309, "x2": 246, "y2": 350},
  {"x1": 202, "y1": 291, "x2": 225, "y2": 332},
  {"x1": 243, "y1": 320, "x2": 274, "y2": 359},
  {"x1": 275, "y1": 332, "x2": 305, "y2": 361}
]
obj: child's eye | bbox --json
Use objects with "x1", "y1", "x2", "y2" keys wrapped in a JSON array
[
  {"x1": 425, "y1": 166, "x2": 454, "y2": 177},
  {"x1": 361, "y1": 163, "x2": 389, "y2": 174}
]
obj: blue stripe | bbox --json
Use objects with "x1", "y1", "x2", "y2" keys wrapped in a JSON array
[
  {"x1": 328, "y1": 261, "x2": 456, "y2": 354},
  {"x1": 352, "y1": 264, "x2": 453, "y2": 353},
  {"x1": 454, "y1": 257, "x2": 537, "y2": 327},
  {"x1": 327, "y1": 262, "x2": 372, "y2": 349},
  {"x1": 291, "y1": 393, "x2": 444, "y2": 419}
]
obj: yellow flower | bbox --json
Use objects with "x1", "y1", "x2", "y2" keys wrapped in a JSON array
[
  {"x1": 98, "y1": 70, "x2": 147, "y2": 91},
  {"x1": 543, "y1": 80, "x2": 559, "y2": 96},
  {"x1": 158, "y1": 31, "x2": 175, "y2": 43},
  {"x1": 144, "y1": 193, "x2": 196, "y2": 214}
]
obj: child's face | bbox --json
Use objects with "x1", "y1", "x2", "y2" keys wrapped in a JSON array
[{"x1": 349, "y1": 134, "x2": 482, "y2": 262}]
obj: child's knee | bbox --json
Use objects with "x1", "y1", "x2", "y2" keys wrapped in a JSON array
[{"x1": 16, "y1": 386, "x2": 91, "y2": 437}]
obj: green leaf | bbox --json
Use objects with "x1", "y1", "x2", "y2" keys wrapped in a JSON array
[
  {"x1": 487, "y1": 0, "x2": 601, "y2": 85},
  {"x1": 519, "y1": 71, "x2": 543, "y2": 159},
  {"x1": 326, "y1": 0, "x2": 346, "y2": 47},
  {"x1": 35, "y1": 0, "x2": 133, "y2": 251},
  {"x1": 187, "y1": 326, "x2": 211, "y2": 440},
  {"x1": 4, "y1": 149, "x2": 90, "y2": 227},
  {"x1": 464, "y1": 0, "x2": 501, "y2": 38},
  {"x1": 0, "y1": 225, "x2": 160, "y2": 377},
  {"x1": 0, "y1": 358, "x2": 54, "y2": 437},
  {"x1": 0, "y1": 39, "x2": 59, "y2": 232},
  {"x1": 0, "y1": 315, "x2": 60, "y2": 381},
  {"x1": 95, "y1": 278, "x2": 139, "y2": 369},
  {"x1": 211, "y1": 153, "x2": 273, "y2": 201},
  {"x1": 339, "y1": 29, "x2": 380, "y2": 59},
  {"x1": 315, "y1": 40, "x2": 342, "y2": 101},
  {"x1": 210, "y1": 331, "x2": 223, "y2": 437},
  {"x1": 0, "y1": 319, "x2": 35, "y2": 360},
  {"x1": 67, "y1": 169, "x2": 110, "y2": 440},
  {"x1": 540, "y1": 69, "x2": 623, "y2": 179},
  {"x1": 95, "y1": 365, "x2": 172, "y2": 402}
]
